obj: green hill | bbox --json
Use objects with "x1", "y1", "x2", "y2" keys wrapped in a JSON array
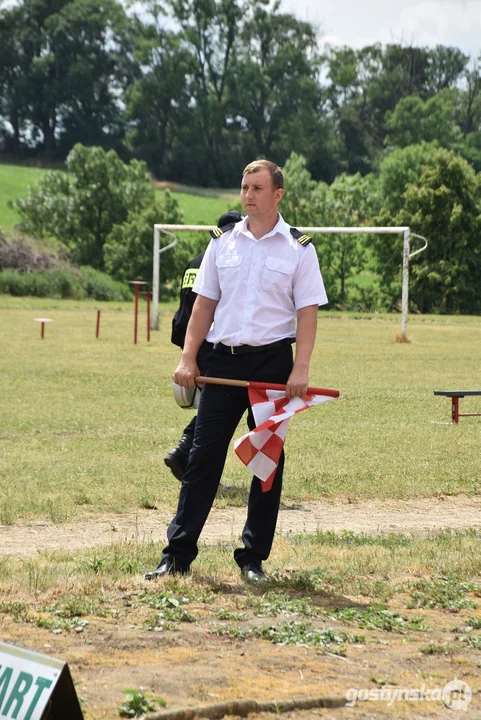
[
  {"x1": 157, "y1": 188, "x2": 240, "y2": 225},
  {"x1": 0, "y1": 163, "x2": 48, "y2": 230},
  {"x1": 0, "y1": 162, "x2": 240, "y2": 231}
]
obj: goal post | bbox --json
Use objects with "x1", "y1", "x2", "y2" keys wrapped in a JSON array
[{"x1": 152, "y1": 224, "x2": 427, "y2": 340}]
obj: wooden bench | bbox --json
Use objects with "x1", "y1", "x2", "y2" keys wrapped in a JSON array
[{"x1": 434, "y1": 390, "x2": 481, "y2": 424}]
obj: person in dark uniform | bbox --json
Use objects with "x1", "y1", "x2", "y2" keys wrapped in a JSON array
[
  {"x1": 164, "y1": 210, "x2": 243, "y2": 480},
  {"x1": 146, "y1": 159, "x2": 328, "y2": 583}
]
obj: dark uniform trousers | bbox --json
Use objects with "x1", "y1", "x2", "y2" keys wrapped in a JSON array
[{"x1": 162, "y1": 342, "x2": 294, "y2": 570}]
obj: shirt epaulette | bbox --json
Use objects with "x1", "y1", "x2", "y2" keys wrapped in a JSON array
[
  {"x1": 290, "y1": 227, "x2": 312, "y2": 246},
  {"x1": 209, "y1": 221, "x2": 236, "y2": 239}
]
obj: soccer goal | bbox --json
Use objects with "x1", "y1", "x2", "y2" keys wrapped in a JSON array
[{"x1": 152, "y1": 225, "x2": 427, "y2": 340}]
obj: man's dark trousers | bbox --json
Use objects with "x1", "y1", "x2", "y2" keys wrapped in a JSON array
[{"x1": 162, "y1": 343, "x2": 294, "y2": 570}]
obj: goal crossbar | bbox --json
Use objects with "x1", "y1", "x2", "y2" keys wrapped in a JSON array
[{"x1": 152, "y1": 225, "x2": 427, "y2": 339}]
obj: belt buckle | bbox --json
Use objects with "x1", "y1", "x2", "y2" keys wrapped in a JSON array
[{"x1": 230, "y1": 346, "x2": 236, "y2": 355}]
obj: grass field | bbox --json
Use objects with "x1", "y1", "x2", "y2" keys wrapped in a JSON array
[
  {"x1": 1, "y1": 296, "x2": 480, "y2": 525},
  {"x1": 0, "y1": 163, "x2": 48, "y2": 229},
  {"x1": 157, "y1": 188, "x2": 240, "y2": 225},
  {"x1": 0, "y1": 162, "x2": 238, "y2": 230},
  {"x1": 1, "y1": 296, "x2": 481, "y2": 719}
]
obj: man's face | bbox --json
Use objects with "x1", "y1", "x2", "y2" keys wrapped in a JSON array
[{"x1": 240, "y1": 169, "x2": 283, "y2": 219}]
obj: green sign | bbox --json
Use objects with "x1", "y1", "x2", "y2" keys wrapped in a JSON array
[{"x1": 0, "y1": 643, "x2": 83, "y2": 720}]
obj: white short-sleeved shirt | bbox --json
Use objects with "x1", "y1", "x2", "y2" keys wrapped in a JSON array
[{"x1": 193, "y1": 214, "x2": 328, "y2": 346}]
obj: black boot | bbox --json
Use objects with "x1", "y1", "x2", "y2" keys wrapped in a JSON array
[{"x1": 164, "y1": 434, "x2": 192, "y2": 481}]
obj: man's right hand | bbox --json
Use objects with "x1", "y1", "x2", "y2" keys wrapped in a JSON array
[{"x1": 173, "y1": 355, "x2": 199, "y2": 388}]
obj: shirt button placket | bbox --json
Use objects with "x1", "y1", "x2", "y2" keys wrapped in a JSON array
[{"x1": 240, "y1": 238, "x2": 257, "y2": 343}]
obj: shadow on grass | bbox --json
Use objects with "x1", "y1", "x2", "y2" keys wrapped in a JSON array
[{"x1": 215, "y1": 484, "x2": 249, "y2": 506}]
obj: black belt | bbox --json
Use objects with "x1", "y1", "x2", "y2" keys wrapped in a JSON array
[{"x1": 213, "y1": 338, "x2": 295, "y2": 356}]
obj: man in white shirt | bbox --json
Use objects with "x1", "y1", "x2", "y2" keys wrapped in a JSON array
[
  {"x1": 146, "y1": 159, "x2": 328, "y2": 582},
  {"x1": 164, "y1": 210, "x2": 243, "y2": 481}
]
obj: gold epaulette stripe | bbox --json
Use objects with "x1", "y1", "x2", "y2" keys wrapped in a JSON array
[
  {"x1": 289, "y1": 227, "x2": 312, "y2": 246},
  {"x1": 210, "y1": 221, "x2": 236, "y2": 239}
]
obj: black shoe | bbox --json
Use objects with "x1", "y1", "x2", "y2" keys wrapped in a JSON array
[
  {"x1": 164, "y1": 435, "x2": 191, "y2": 481},
  {"x1": 241, "y1": 563, "x2": 265, "y2": 583},
  {"x1": 164, "y1": 450, "x2": 188, "y2": 481},
  {"x1": 145, "y1": 557, "x2": 190, "y2": 580}
]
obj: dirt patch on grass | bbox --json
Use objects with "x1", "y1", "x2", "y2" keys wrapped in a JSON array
[
  {"x1": 1, "y1": 494, "x2": 481, "y2": 558},
  {"x1": 0, "y1": 496, "x2": 481, "y2": 720},
  {"x1": 1, "y1": 496, "x2": 481, "y2": 719},
  {"x1": 1, "y1": 586, "x2": 479, "y2": 720}
]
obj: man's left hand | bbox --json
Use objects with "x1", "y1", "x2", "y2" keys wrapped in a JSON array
[{"x1": 285, "y1": 368, "x2": 309, "y2": 399}]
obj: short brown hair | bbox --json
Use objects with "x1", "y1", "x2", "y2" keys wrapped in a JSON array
[{"x1": 242, "y1": 159, "x2": 284, "y2": 190}]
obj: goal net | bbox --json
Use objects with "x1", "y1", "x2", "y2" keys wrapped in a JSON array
[{"x1": 152, "y1": 225, "x2": 427, "y2": 340}]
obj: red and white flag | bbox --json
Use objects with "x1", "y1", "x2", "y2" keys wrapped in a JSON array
[{"x1": 234, "y1": 382, "x2": 339, "y2": 492}]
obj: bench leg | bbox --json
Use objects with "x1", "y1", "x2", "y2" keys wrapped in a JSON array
[{"x1": 452, "y1": 396, "x2": 459, "y2": 424}]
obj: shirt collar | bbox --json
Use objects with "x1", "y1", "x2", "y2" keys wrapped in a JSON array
[
  {"x1": 271, "y1": 213, "x2": 290, "y2": 240},
  {"x1": 235, "y1": 216, "x2": 250, "y2": 237},
  {"x1": 235, "y1": 213, "x2": 290, "y2": 241}
]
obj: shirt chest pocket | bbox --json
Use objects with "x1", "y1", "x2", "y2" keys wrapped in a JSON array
[
  {"x1": 216, "y1": 254, "x2": 243, "y2": 290},
  {"x1": 262, "y1": 256, "x2": 296, "y2": 294}
]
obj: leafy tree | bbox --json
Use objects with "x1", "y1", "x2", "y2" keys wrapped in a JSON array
[
  {"x1": 374, "y1": 142, "x2": 442, "y2": 308},
  {"x1": 0, "y1": 0, "x2": 131, "y2": 158},
  {"x1": 424, "y1": 46, "x2": 468, "y2": 94},
  {"x1": 163, "y1": 0, "x2": 248, "y2": 186},
  {"x1": 281, "y1": 152, "x2": 379, "y2": 306},
  {"x1": 336, "y1": 103, "x2": 373, "y2": 175},
  {"x1": 324, "y1": 43, "x2": 471, "y2": 177},
  {"x1": 1, "y1": 0, "x2": 479, "y2": 193},
  {"x1": 403, "y1": 150, "x2": 481, "y2": 313},
  {"x1": 0, "y1": 0, "x2": 70, "y2": 157},
  {"x1": 281, "y1": 152, "x2": 326, "y2": 228},
  {"x1": 14, "y1": 144, "x2": 156, "y2": 269},
  {"x1": 376, "y1": 149, "x2": 481, "y2": 314},
  {"x1": 0, "y1": 4, "x2": 31, "y2": 153},
  {"x1": 385, "y1": 96, "x2": 426, "y2": 148},
  {"x1": 366, "y1": 44, "x2": 465, "y2": 145},
  {"x1": 458, "y1": 58, "x2": 481, "y2": 135},
  {"x1": 232, "y1": 3, "x2": 322, "y2": 164},
  {"x1": 104, "y1": 192, "x2": 199, "y2": 298},
  {"x1": 320, "y1": 173, "x2": 379, "y2": 304},
  {"x1": 455, "y1": 58, "x2": 481, "y2": 171},
  {"x1": 325, "y1": 43, "x2": 431, "y2": 172},
  {"x1": 125, "y1": 26, "x2": 191, "y2": 177},
  {"x1": 377, "y1": 142, "x2": 440, "y2": 215},
  {"x1": 49, "y1": 0, "x2": 134, "y2": 155},
  {"x1": 385, "y1": 91, "x2": 461, "y2": 149},
  {"x1": 325, "y1": 45, "x2": 362, "y2": 107},
  {"x1": 458, "y1": 131, "x2": 481, "y2": 173},
  {"x1": 374, "y1": 44, "x2": 431, "y2": 99}
]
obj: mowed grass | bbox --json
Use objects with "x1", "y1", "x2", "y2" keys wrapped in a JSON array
[
  {"x1": 0, "y1": 162, "x2": 239, "y2": 230},
  {"x1": 158, "y1": 189, "x2": 240, "y2": 225},
  {"x1": 2, "y1": 528, "x2": 481, "y2": 609},
  {"x1": 0, "y1": 163, "x2": 48, "y2": 229},
  {"x1": 157, "y1": 185, "x2": 240, "y2": 225},
  {"x1": 1, "y1": 297, "x2": 480, "y2": 525}
]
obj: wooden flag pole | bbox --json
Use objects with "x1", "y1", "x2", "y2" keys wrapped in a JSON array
[
  {"x1": 195, "y1": 376, "x2": 248, "y2": 388},
  {"x1": 195, "y1": 376, "x2": 339, "y2": 398}
]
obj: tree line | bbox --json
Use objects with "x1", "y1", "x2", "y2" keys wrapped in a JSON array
[
  {"x1": 1, "y1": 0, "x2": 481, "y2": 186},
  {"x1": 7, "y1": 141, "x2": 481, "y2": 314},
  {"x1": 2, "y1": 0, "x2": 481, "y2": 314}
]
